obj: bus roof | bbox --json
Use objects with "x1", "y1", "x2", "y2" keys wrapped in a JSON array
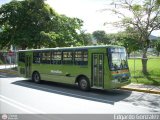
[{"x1": 18, "y1": 45, "x2": 125, "y2": 52}]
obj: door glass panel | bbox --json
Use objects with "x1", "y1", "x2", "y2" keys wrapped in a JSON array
[
  {"x1": 25, "y1": 55, "x2": 31, "y2": 77},
  {"x1": 92, "y1": 54, "x2": 104, "y2": 88}
]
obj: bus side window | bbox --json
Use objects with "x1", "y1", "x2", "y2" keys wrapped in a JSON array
[
  {"x1": 33, "y1": 52, "x2": 41, "y2": 64},
  {"x1": 51, "y1": 51, "x2": 62, "y2": 65},
  {"x1": 74, "y1": 51, "x2": 82, "y2": 65},
  {"x1": 74, "y1": 50, "x2": 88, "y2": 65},
  {"x1": 83, "y1": 51, "x2": 88, "y2": 65},
  {"x1": 41, "y1": 51, "x2": 51, "y2": 64},
  {"x1": 62, "y1": 51, "x2": 73, "y2": 65}
]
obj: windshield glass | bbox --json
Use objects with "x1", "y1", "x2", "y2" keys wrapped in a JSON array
[{"x1": 108, "y1": 48, "x2": 128, "y2": 70}]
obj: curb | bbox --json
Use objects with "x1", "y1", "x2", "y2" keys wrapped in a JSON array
[
  {"x1": 0, "y1": 69, "x2": 18, "y2": 75},
  {"x1": 121, "y1": 87, "x2": 160, "y2": 95}
]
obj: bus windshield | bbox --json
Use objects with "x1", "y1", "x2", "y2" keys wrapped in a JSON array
[{"x1": 108, "y1": 48, "x2": 128, "y2": 71}]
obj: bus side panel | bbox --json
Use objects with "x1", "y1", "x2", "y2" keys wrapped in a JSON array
[
  {"x1": 32, "y1": 64, "x2": 90, "y2": 84},
  {"x1": 32, "y1": 64, "x2": 66, "y2": 83},
  {"x1": 62, "y1": 65, "x2": 90, "y2": 84}
]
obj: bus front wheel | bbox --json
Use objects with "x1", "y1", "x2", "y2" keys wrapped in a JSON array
[
  {"x1": 78, "y1": 77, "x2": 90, "y2": 91},
  {"x1": 32, "y1": 72, "x2": 41, "y2": 83}
]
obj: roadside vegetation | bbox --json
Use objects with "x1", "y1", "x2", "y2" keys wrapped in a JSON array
[
  {"x1": 128, "y1": 58, "x2": 160, "y2": 85},
  {"x1": 0, "y1": 59, "x2": 3, "y2": 64}
]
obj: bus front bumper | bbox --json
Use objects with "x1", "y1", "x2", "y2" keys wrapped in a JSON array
[{"x1": 111, "y1": 79, "x2": 131, "y2": 89}]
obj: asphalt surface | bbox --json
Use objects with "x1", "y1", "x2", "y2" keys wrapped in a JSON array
[{"x1": 0, "y1": 72, "x2": 160, "y2": 114}]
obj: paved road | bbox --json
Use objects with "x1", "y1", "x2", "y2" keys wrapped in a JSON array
[{"x1": 0, "y1": 72, "x2": 160, "y2": 114}]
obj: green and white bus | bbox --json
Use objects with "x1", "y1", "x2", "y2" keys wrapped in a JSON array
[{"x1": 18, "y1": 45, "x2": 130, "y2": 91}]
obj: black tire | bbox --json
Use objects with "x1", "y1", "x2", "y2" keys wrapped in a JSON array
[
  {"x1": 32, "y1": 72, "x2": 41, "y2": 83},
  {"x1": 78, "y1": 77, "x2": 90, "y2": 91}
]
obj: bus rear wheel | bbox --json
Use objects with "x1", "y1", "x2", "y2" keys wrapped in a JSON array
[
  {"x1": 32, "y1": 72, "x2": 41, "y2": 83},
  {"x1": 78, "y1": 77, "x2": 90, "y2": 91}
]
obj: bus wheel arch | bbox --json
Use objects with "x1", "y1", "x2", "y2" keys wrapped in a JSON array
[
  {"x1": 76, "y1": 75, "x2": 90, "y2": 91},
  {"x1": 32, "y1": 71, "x2": 41, "y2": 83}
]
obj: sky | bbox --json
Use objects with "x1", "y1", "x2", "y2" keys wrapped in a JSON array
[
  {"x1": 0, "y1": 0, "x2": 160, "y2": 36},
  {"x1": 46, "y1": 0, "x2": 123, "y2": 34}
]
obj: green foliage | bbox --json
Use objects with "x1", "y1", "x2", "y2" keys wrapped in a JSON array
[
  {"x1": 156, "y1": 0, "x2": 160, "y2": 4},
  {"x1": 155, "y1": 39, "x2": 160, "y2": 52},
  {"x1": 93, "y1": 30, "x2": 105, "y2": 43},
  {"x1": 39, "y1": 31, "x2": 59, "y2": 48},
  {"x1": 77, "y1": 31, "x2": 92, "y2": 46},
  {"x1": 117, "y1": 27, "x2": 141, "y2": 56},
  {"x1": 0, "y1": 59, "x2": 3, "y2": 64},
  {"x1": 153, "y1": 39, "x2": 160, "y2": 56},
  {"x1": 0, "y1": 0, "x2": 83, "y2": 49},
  {"x1": 132, "y1": 4, "x2": 142, "y2": 11},
  {"x1": 104, "y1": 27, "x2": 141, "y2": 57},
  {"x1": 92, "y1": 30, "x2": 111, "y2": 44},
  {"x1": 53, "y1": 15, "x2": 83, "y2": 47}
]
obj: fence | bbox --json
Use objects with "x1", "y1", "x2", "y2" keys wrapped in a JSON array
[{"x1": 0, "y1": 51, "x2": 17, "y2": 68}]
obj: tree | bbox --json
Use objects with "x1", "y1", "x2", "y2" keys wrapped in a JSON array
[
  {"x1": 0, "y1": 0, "x2": 58, "y2": 49},
  {"x1": 0, "y1": 0, "x2": 83, "y2": 49},
  {"x1": 105, "y1": 0, "x2": 160, "y2": 74},
  {"x1": 115, "y1": 30, "x2": 141, "y2": 57},
  {"x1": 105, "y1": 27, "x2": 141, "y2": 57},
  {"x1": 0, "y1": 30, "x2": 11, "y2": 49},
  {"x1": 53, "y1": 15, "x2": 83, "y2": 47},
  {"x1": 77, "y1": 30, "x2": 92, "y2": 46},
  {"x1": 92, "y1": 30, "x2": 111, "y2": 44}
]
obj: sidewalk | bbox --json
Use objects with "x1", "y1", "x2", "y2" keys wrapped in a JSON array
[
  {"x1": 0, "y1": 69, "x2": 18, "y2": 75},
  {"x1": 121, "y1": 83, "x2": 160, "y2": 94},
  {"x1": 0, "y1": 64, "x2": 18, "y2": 75}
]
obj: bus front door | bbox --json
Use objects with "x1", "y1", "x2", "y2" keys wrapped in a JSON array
[
  {"x1": 25, "y1": 55, "x2": 31, "y2": 78},
  {"x1": 92, "y1": 54, "x2": 104, "y2": 88}
]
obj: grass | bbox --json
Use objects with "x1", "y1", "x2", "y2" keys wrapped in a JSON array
[{"x1": 128, "y1": 58, "x2": 160, "y2": 85}]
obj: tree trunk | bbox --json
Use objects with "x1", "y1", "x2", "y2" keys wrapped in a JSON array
[
  {"x1": 141, "y1": 49, "x2": 148, "y2": 74},
  {"x1": 128, "y1": 52, "x2": 130, "y2": 58}
]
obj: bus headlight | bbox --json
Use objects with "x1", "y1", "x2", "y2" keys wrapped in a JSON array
[{"x1": 112, "y1": 79, "x2": 119, "y2": 83}]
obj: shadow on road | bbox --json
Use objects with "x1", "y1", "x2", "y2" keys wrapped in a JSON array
[{"x1": 12, "y1": 80, "x2": 132, "y2": 105}]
